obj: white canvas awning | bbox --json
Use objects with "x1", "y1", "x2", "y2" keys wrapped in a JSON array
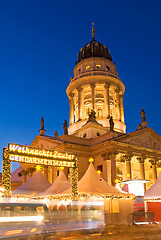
[
  {"x1": 12, "y1": 171, "x2": 51, "y2": 196},
  {"x1": 144, "y1": 172, "x2": 161, "y2": 200},
  {"x1": 11, "y1": 166, "x2": 22, "y2": 183},
  {"x1": 62, "y1": 162, "x2": 127, "y2": 196},
  {"x1": 40, "y1": 170, "x2": 71, "y2": 196}
]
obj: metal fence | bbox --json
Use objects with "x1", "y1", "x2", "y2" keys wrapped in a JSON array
[{"x1": 132, "y1": 211, "x2": 155, "y2": 224}]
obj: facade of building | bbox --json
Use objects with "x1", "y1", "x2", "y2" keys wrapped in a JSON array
[{"x1": 19, "y1": 26, "x2": 161, "y2": 190}]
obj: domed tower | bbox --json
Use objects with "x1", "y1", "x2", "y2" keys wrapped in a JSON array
[{"x1": 66, "y1": 24, "x2": 126, "y2": 138}]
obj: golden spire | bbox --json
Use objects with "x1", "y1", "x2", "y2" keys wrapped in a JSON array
[{"x1": 92, "y1": 22, "x2": 96, "y2": 40}]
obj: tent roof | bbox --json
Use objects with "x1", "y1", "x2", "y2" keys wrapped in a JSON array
[
  {"x1": 40, "y1": 170, "x2": 71, "y2": 196},
  {"x1": 12, "y1": 171, "x2": 51, "y2": 196},
  {"x1": 11, "y1": 166, "x2": 22, "y2": 183},
  {"x1": 144, "y1": 172, "x2": 161, "y2": 199},
  {"x1": 62, "y1": 163, "x2": 126, "y2": 196}
]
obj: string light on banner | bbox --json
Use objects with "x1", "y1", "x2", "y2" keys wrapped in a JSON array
[{"x1": 8, "y1": 143, "x2": 75, "y2": 160}]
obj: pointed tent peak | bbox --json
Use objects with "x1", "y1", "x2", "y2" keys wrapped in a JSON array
[
  {"x1": 77, "y1": 162, "x2": 124, "y2": 194},
  {"x1": 92, "y1": 22, "x2": 96, "y2": 40},
  {"x1": 144, "y1": 172, "x2": 161, "y2": 199},
  {"x1": 12, "y1": 170, "x2": 51, "y2": 196},
  {"x1": 20, "y1": 171, "x2": 50, "y2": 186},
  {"x1": 54, "y1": 170, "x2": 69, "y2": 183},
  {"x1": 40, "y1": 170, "x2": 71, "y2": 196},
  {"x1": 61, "y1": 162, "x2": 128, "y2": 195},
  {"x1": 11, "y1": 166, "x2": 23, "y2": 183}
]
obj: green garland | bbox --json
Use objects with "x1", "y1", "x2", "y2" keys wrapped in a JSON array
[
  {"x1": 71, "y1": 158, "x2": 78, "y2": 199},
  {"x1": 2, "y1": 148, "x2": 11, "y2": 194}
]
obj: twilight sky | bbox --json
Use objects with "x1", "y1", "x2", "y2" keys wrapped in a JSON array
[{"x1": 0, "y1": 0, "x2": 161, "y2": 172}]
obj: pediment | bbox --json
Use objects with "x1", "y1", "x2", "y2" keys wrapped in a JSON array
[
  {"x1": 115, "y1": 128, "x2": 161, "y2": 151},
  {"x1": 31, "y1": 135, "x2": 61, "y2": 150}
]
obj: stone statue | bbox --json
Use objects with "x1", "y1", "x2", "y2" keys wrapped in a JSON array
[
  {"x1": 87, "y1": 109, "x2": 97, "y2": 123},
  {"x1": 136, "y1": 123, "x2": 142, "y2": 130},
  {"x1": 41, "y1": 117, "x2": 44, "y2": 130},
  {"x1": 89, "y1": 109, "x2": 96, "y2": 119},
  {"x1": 109, "y1": 116, "x2": 114, "y2": 131},
  {"x1": 54, "y1": 130, "x2": 58, "y2": 137},
  {"x1": 140, "y1": 108, "x2": 146, "y2": 122},
  {"x1": 63, "y1": 120, "x2": 68, "y2": 135}
]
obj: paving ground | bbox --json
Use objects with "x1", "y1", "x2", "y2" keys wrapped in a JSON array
[
  {"x1": 5, "y1": 224, "x2": 161, "y2": 240},
  {"x1": 47, "y1": 224, "x2": 161, "y2": 240}
]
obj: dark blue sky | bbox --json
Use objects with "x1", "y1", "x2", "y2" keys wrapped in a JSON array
[{"x1": 0, "y1": 0, "x2": 161, "y2": 172}]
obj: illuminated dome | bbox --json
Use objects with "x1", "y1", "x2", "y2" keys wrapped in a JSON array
[
  {"x1": 67, "y1": 24, "x2": 126, "y2": 137},
  {"x1": 77, "y1": 24, "x2": 112, "y2": 64},
  {"x1": 77, "y1": 39, "x2": 112, "y2": 64}
]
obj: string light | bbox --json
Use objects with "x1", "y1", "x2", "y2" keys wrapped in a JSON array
[
  {"x1": 115, "y1": 179, "x2": 119, "y2": 183},
  {"x1": 89, "y1": 157, "x2": 94, "y2": 163},
  {"x1": 35, "y1": 165, "x2": 42, "y2": 171}
]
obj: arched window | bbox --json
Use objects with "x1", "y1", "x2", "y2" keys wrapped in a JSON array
[{"x1": 97, "y1": 107, "x2": 102, "y2": 117}]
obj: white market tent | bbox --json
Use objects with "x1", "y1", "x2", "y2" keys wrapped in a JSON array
[
  {"x1": 115, "y1": 183, "x2": 127, "y2": 193},
  {"x1": 62, "y1": 162, "x2": 126, "y2": 195},
  {"x1": 144, "y1": 172, "x2": 161, "y2": 200},
  {"x1": 11, "y1": 166, "x2": 23, "y2": 183},
  {"x1": 40, "y1": 170, "x2": 71, "y2": 196},
  {"x1": 12, "y1": 170, "x2": 51, "y2": 196}
]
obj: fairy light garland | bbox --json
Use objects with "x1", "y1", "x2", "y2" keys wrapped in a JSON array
[
  {"x1": 71, "y1": 158, "x2": 78, "y2": 198},
  {"x1": 2, "y1": 148, "x2": 11, "y2": 194}
]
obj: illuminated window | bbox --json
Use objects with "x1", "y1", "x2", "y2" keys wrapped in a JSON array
[
  {"x1": 83, "y1": 133, "x2": 87, "y2": 138},
  {"x1": 97, "y1": 165, "x2": 103, "y2": 172},
  {"x1": 86, "y1": 65, "x2": 90, "y2": 70},
  {"x1": 96, "y1": 64, "x2": 101, "y2": 69}
]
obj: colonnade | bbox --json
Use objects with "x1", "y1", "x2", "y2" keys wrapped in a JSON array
[
  {"x1": 102, "y1": 152, "x2": 159, "y2": 186},
  {"x1": 21, "y1": 166, "x2": 69, "y2": 184},
  {"x1": 21, "y1": 168, "x2": 35, "y2": 184},
  {"x1": 68, "y1": 84, "x2": 124, "y2": 125}
]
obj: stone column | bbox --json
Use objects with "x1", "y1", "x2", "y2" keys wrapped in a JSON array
[
  {"x1": 108, "y1": 152, "x2": 117, "y2": 186},
  {"x1": 28, "y1": 168, "x2": 33, "y2": 179},
  {"x1": 69, "y1": 93, "x2": 74, "y2": 124},
  {"x1": 150, "y1": 159, "x2": 157, "y2": 183},
  {"x1": 52, "y1": 167, "x2": 57, "y2": 182},
  {"x1": 102, "y1": 153, "x2": 111, "y2": 184},
  {"x1": 90, "y1": 83, "x2": 95, "y2": 111},
  {"x1": 22, "y1": 170, "x2": 27, "y2": 184},
  {"x1": 104, "y1": 84, "x2": 110, "y2": 118},
  {"x1": 120, "y1": 94, "x2": 124, "y2": 123},
  {"x1": 44, "y1": 166, "x2": 48, "y2": 180},
  {"x1": 115, "y1": 88, "x2": 121, "y2": 120},
  {"x1": 137, "y1": 157, "x2": 145, "y2": 179},
  {"x1": 48, "y1": 166, "x2": 53, "y2": 184},
  {"x1": 122, "y1": 154, "x2": 132, "y2": 179},
  {"x1": 77, "y1": 87, "x2": 83, "y2": 121}
]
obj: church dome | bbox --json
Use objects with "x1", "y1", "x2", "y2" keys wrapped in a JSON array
[
  {"x1": 77, "y1": 39, "x2": 112, "y2": 64},
  {"x1": 76, "y1": 24, "x2": 112, "y2": 64}
]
